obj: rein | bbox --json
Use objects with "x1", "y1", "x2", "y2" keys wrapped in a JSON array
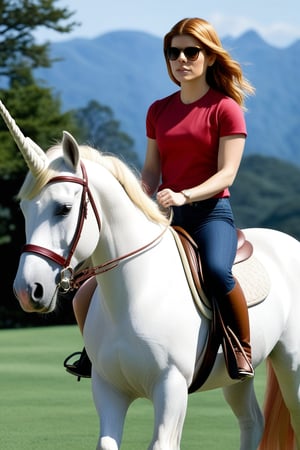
[
  {"x1": 70, "y1": 225, "x2": 168, "y2": 289},
  {"x1": 21, "y1": 161, "x2": 168, "y2": 293}
]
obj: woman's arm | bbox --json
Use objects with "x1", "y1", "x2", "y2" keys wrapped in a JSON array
[
  {"x1": 190, "y1": 134, "x2": 245, "y2": 200},
  {"x1": 141, "y1": 138, "x2": 161, "y2": 196},
  {"x1": 156, "y1": 134, "x2": 245, "y2": 207}
]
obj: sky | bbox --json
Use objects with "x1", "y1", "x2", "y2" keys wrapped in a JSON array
[{"x1": 36, "y1": 0, "x2": 300, "y2": 48}]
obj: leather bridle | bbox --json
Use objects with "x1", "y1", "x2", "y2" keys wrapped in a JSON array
[{"x1": 21, "y1": 161, "x2": 167, "y2": 293}]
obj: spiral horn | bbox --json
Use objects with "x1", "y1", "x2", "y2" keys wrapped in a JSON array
[{"x1": 0, "y1": 100, "x2": 48, "y2": 176}]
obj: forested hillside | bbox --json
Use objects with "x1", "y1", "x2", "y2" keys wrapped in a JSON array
[{"x1": 231, "y1": 155, "x2": 300, "y2": 240}]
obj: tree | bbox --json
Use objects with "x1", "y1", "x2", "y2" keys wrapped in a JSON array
[
  {"x1": 0, "y1": 75, "x2": 79, "y2": 177},
  {"x1": 0, "y1": 1, "x2": 80, "y2": 328},
  {"x1": 0, "y1": 1, "x2": 81, "y2": 176},
  {"x1": 0, "y1": 0, "x2": 78, "y2": 80},
  {"x1": 75, "y1": 100, "x2": 141, "y2": 169}
]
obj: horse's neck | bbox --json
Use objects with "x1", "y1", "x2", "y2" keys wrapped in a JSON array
[
  {"x1": 96, "y1": 208, "x2": 163, "y2": 262},
  {"x1": 90, "y1": 205, "x2": 165, "y2": 319},
  {"x1": 87, "y1": 164, "x2": 169, "y2": 315},
  {"x1": 91, "y1": 175, "x2": 164, "y2": 264}
]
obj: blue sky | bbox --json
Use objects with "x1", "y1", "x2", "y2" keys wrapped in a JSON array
[{"x1": 36, "y1": 0, "x2": 300, "y2": 48}]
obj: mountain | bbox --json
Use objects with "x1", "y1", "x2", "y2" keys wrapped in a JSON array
[{"x1": 35, "y1": 30, "x2": 300, "y2": 165}]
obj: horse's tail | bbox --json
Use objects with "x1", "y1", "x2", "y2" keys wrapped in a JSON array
[{"x1": 258, "y1": 359, "x2": 296, "y2": 450}]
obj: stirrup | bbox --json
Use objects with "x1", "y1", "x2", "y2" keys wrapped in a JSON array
[
  {"x1": 237, "y1": 359, "x2": 255, "y2": 380},
  {"x1": 64, "y1": 350, "x2": 92, "y2": 381},
  {"x1": 233, "y1": 345, "x2": 255, "y2": 380},
  {"x1": 220, "y1": 323, "x2": 254, "y2": 380}
]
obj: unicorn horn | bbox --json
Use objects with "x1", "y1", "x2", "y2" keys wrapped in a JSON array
[{"x1": 0, "y1": 100, "x2": 48, "y2": 176}]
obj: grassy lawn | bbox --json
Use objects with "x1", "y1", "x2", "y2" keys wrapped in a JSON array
[{"x1": 0, "y1": 325, "x2": 266, "y2": 449}]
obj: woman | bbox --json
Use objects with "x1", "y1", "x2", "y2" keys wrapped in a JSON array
[{"x1": 64, "y1": 17, "x2": 255, "y2": 380}]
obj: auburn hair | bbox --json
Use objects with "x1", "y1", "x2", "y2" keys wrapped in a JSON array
[{"x1": 163, "y1": 18, "x2": 255, "y2": 107}]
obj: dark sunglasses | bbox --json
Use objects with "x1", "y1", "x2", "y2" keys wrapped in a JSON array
[{"x1": 166, "y1": 46, "x2": 202, "y2": 61}]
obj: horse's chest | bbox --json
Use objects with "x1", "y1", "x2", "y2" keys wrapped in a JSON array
[{"x1": 94, "y1": 335, "x2": 167, "y2": 394}]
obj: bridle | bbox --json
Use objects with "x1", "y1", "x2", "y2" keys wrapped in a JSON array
[
  {"x1": 22, "y1": 162, "x2": 100, "y2": 292},
  {"x1": 22, "y1": 162, "x2": 167, "y2": 293}
]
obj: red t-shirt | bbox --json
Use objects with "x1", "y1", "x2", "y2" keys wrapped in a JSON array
[{"x1": 146, "y1": 88, "x2": 247, "y2": 197}]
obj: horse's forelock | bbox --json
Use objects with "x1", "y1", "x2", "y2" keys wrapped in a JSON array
[
  {"x1": 17, "y1": 144, "x2": 69, "y2": 200},
  {"x1": 17, "y1": 162, "x2": 60, "y2": 200},
  {"x1": 17, "y1": 143, "x2": 89, "y2": 200}
]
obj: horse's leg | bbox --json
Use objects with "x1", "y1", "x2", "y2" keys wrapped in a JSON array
[
  {"x1": 268, "y1": 342, "x2": 300, "y2": 450},
  {"x1": 92, "y1": 372, "x2": 132, "y2": 450},
  {"x1": 222, "y1": 378, "x2": 264, "y2": 450},
  {"x1": 149, "y1": 367, "x2": 188, "y2": 450}
]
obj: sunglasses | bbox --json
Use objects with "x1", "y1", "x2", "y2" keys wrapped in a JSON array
[{"x1": 166, "y1": 46, "x2": 203, "y2": 61}]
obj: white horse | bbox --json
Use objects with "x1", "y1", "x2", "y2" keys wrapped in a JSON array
[{"x1": 1, "y1": 100, "x2": 300, "y2": 450}]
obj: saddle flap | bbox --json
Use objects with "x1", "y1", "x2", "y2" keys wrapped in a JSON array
[{"x1": 172, "y1": 225, "x2": 253, "y2": 292}]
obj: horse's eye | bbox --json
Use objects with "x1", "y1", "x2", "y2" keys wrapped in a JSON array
[{"x1": 56, "y1": 203, "x2": 72, "y2": 216}]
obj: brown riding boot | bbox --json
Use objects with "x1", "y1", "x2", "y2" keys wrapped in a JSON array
[{"x1": 220, "y1": 281, "x2": 254, "y2": 379}]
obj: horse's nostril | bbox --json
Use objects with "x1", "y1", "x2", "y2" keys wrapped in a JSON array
[{"x1": 32, "y1": 283, "x2": 44, "y2": 300}]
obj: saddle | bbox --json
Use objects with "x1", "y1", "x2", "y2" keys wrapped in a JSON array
[
  {"x1": 172, "y1": 226, "x2": 253, "y2": 313},
  {"x1": 170, "y1": 226, "x2": 268, "y2": 393}
]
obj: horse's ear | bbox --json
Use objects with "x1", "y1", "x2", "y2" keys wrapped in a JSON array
[{"x1": 62, "y1": 131, "x2": 80, "y2": 170}]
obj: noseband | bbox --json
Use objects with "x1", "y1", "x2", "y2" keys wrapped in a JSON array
[{"x1": 22, "y1": 161, "x2": 168, "y2": 293}]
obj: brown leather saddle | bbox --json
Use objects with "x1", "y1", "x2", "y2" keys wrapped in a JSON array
[
  {"x1": 173, "y1": 226, "x2": 253, "y2": 302},
  {"x1": 172, "y1": 226, "x2": 254, "y2": 393}
]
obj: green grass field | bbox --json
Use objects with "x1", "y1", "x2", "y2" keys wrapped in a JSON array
[{"x1": 0, "y1": 325, "x2": 266, "y2": 449}]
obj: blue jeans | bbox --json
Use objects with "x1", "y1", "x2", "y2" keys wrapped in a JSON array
[{"x1": 172, "y1": 198, "x2": 237, "y2": 298}]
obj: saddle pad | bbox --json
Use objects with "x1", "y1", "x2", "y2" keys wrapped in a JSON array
[
  {"x1": 233, "y1": 256, "x2": 271, "y2": 308},
  {"x1": 171, "y1": 227, "x2": 271, "y2": 320}
]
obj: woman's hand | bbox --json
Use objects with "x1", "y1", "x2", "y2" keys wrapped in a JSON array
[{"x1": 156, "y1": 189, "x2": 186, "y2": 207}]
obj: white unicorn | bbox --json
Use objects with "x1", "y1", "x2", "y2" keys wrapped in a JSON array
[{"x1": 1, "y1": 100, "x2": 299, "y2": 449}]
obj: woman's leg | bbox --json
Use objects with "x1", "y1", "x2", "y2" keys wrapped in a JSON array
[
  {"x1": 189, "y1": 205, "x2": 253, "y2": 379},
  {"x1": 193, "y1": 218, "x2": 237, "y2": 298},
  {"x1": 222, "y1": 280, "x2": 254, "y2": 378},
  {"x1": 176, "y1": 198, "x2": 237, "y2": 298},
  {"x1": 73, "y1": 277, "x2": 97, "y2": 334},
  {"x1": 64, "y1": 277, "x2": 97, "y2": 379}
]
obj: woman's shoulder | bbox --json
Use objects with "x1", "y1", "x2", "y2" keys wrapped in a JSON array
[
  {"x1": 208, "y1": 89, "x2": 240, "y2": 107},
  {"x1": 206, "y1": 88, "x2": 233, "y2": 103},
  {"x1": 149, "y1": 91, "x2": 180, "y2": 111},
  {"x1": 205, "y1": 89, "x2": 243, "y2": 117}
]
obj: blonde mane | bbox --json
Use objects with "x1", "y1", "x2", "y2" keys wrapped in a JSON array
[{"x1": 18, "y1": 144, "x2": 170, "y2": 227}]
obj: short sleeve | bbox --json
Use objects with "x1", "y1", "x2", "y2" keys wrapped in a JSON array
[
  {"x1": 146, "y1": 102, "x2": 158, "y2": 139},
  {"x1": 218, "y1": 97, "x2": 247, "y2": 137}
]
